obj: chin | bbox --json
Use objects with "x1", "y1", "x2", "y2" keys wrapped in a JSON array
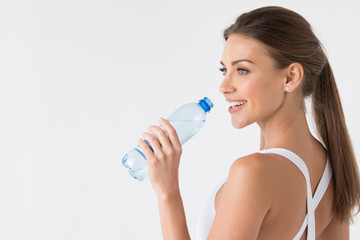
[{"x1": 231, "y1": 119, "x2": 249, "y2": 129}]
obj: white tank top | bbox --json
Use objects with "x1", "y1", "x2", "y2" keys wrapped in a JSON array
[{"x1": 196, "y1": 148, "x2": 332, "y2": 240}]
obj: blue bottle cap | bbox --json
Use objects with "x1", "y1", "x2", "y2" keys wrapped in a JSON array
[{"x1": 199, "y1": 97, "x2": 214, "y2": 112}]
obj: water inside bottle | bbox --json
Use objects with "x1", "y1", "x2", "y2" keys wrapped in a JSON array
[{"x1": 168, "y1": 120, "x2": 205, "y2": 145}]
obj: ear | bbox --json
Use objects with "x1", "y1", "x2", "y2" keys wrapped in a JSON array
[{"x1": 283, "y1": 62, "x2": 303, "y2": 93}]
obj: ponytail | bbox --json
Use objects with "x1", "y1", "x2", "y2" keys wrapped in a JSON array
[{"x1": 313, "y1": 59, "x2": 360, "y2": 222}]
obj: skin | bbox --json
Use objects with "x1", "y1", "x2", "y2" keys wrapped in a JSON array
[{"x1": 139, "y1": 34, "x2": 349, "y2": 239}]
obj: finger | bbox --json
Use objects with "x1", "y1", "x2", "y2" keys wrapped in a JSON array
[
  {"x1": 159, "y1": 118, "x2": 181, "y2": 148},
  {"x1": 148, "y1": 125, "x2": 172, "y2": 150},
  {"x1": 138, "y1": 138, "x2": 154, "y2": 159},
  {"x1": 142, "y1": 131, "x2": 163, "y2": 154}
]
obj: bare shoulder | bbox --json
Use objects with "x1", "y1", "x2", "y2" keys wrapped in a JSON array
[
  {"x1": 228, "y1": 152, "x2": 294, "y2": 186},
  {"x1": 226, "y1": 153, "x2": 279, "y2": 196},
  {"x1": 208, "y1": 153, "x2": 275, "y2": 239},
  {"x1": 208, "y1": 152, "x2": 307, "y2": 239},
  {"x1": 228, "y1": 151, "x2": 307, "y2": 211},
  {"x1": 229, "y1": 153, "x2": 271, "y2": 178}
]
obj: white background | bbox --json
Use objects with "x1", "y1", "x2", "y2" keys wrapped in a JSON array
[{"x1": 0, "y1": 0, "x2": 359, "y2": 239}]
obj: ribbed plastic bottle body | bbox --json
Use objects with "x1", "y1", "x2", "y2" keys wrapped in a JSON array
[
  {"x1": 122, "y1": 97, "x2": 213, "y2": 181},
  {"x1": 122, "y1": 147, "x2": 148, "y2": 181},
  {"x1": 167, "y1": 103, "x2": 206, "y2": 145}
]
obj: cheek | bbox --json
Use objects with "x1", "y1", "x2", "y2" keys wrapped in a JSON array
[
  {"x1": 258, "y1": 82, "x2": 284, "y2": 113},
  {"x1": 241, "y1": 79, "x2": 265, "y2": 106},
  {"x1": 241, "y1": 80, "x2": 258, "y2": 96},
  {"x1": 230, "y1": 81, "x2": 262, "y2": 129},
  {"x1": 244, "y1": 76, "x2": 283, "y2": 113}
]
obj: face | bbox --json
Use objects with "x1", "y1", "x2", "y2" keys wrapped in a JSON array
[{"x1": 219, "y1": 34, "x2": 288, "y2": 129}]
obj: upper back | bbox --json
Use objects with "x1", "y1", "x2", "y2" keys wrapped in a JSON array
[
  {"x1": 255, "y1": 147, "x2": 334, "y2": 239},
  {"x1": 212, "y1": 145, "x2": 335, "y2": 239}
]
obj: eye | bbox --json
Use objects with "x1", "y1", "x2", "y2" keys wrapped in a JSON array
[
  {"x1": 219, "y1": 67, "x2": 227, "y2": 76},
  {"x1": 237, "y1": 68, "x2": 249, "y2": 74}
]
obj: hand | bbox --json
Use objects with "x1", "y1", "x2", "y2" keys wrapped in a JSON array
[{"x1": 138, "y1": 118, "x2": 183, "y2": 197}]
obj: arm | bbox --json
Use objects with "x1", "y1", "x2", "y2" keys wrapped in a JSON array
[
  {"x1": 139, "y1": 118, "x2": 191, "y2": 240},
  {"x1": 318, "y1": 217, "x2": 349, "y2": 240},
  {"x1": 157, "y1": 191, "x2": 191, "y2": 240},
  {"x1": 208, "y1": 155, "x2": 272, "y2": 239}
]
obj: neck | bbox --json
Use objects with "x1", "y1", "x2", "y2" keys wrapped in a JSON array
[{"x1": 258, "y1": 101, "x2": 313, "y2": 151}]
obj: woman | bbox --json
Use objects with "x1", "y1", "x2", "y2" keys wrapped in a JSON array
[{"x1": 138, "y1": 6, "x2": 360, "y2": 240}]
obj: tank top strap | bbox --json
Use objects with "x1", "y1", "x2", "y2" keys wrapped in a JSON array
[
  {"x1": 259, "y1": 148, "x2": 316, "y2": 240},
  {"x1": 313, "y1": 158, "x2": 332, "y2": 209},
  {"x1": 292, "y1": 158, "x2": 332, "y2": 240}
]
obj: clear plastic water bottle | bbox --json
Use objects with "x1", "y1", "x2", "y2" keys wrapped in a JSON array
[{"x1": 122, "y1": 97, "x2": 214, "y2": 181}]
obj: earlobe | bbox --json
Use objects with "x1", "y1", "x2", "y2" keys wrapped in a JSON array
[{"x1": 284, "y1": 63, "x2": 303, "y2": 92}]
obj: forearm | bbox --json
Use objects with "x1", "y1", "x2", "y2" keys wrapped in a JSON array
[
  {"x1": 140, "y1": 119, "x2": 190, "y2": 239},
  {"x1": 157, "y1": 190, "x2": 191, "y2": 240}
]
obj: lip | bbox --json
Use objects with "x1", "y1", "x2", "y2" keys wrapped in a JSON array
[
  {"x1": 225, "y1": 98, "x2": 247, "y2": 102},
  {"x1": 225, "y1": 98, "x2": 247, "y2": 113},
  {"x1": 228, "y1": 103, "x2": 246, "y2": 113}
]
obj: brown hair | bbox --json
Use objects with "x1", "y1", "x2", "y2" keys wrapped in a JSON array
[{"x1": 224, "y1": 6, "x2": 360, "y2": 222}]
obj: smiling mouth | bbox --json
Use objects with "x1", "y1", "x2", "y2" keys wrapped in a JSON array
[{"x1": 229, "y1": 100, "x2": 247, "y2": 109}]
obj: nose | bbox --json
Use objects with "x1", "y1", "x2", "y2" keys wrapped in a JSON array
[{"x1": 219, "y1": 75, "x2": 236, "y2": 95}]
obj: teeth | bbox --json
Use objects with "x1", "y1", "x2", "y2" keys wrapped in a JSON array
[{"x1": 230, "y1": 100, "x2": 247, "y2": 108}]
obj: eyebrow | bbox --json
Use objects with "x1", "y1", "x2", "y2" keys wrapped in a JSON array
[{"x1": 220, "y1": 59, "x2": 255, "y2": 66}]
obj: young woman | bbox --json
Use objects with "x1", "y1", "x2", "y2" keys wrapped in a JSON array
[{"x1": 138, "y1": 6, "x2": 360, "y2": 240}]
